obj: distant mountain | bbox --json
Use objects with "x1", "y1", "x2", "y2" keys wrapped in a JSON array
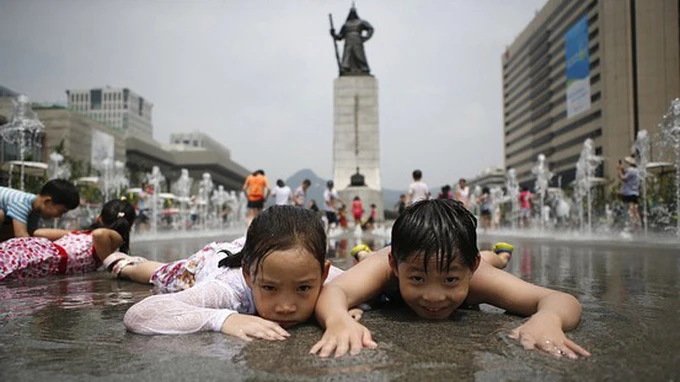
[{"x1": 283, "y1": 168, "x2": 329, "y2": 209}]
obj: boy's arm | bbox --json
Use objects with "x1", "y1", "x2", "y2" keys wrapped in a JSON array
[
  {"x1": 11, "y1": 220, "x2": 30, "y2": 238},
  {"x1": 33, "y1": 228, "x2": 70, "y2": 241},
  {"x1": 311, "y1": 247, "x2": 392, "y2": 357},
  {"x1": 468, "y1": 262, "x2": 589, "y2": 358},
  {"x1": 92, "y1": 228, "x2": 124, "y2": 262}
]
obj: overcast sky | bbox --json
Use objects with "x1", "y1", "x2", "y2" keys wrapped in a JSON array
[{"x1": 0, "y1": 0, "x2": 546, "y2": 190}]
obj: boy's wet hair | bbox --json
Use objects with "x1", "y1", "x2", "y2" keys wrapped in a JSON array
[
  {"x1": 391, "y1": 199, "x2": 478, "y2": 271},
  {"x1": 89, "y1": 199, "x2": 136, "y2": 253},
  {"x1": 39, "y1": 179, "x2": 80, "y2": 210},
  {"x1": 412, "y1": 170, "x2": 422, "y2": 180},
  {"x1": 218, "y1": 205, "x2": 326, "y2": 275},
  {"x1": 302, "y1": 179, "x2": 311, "y2": 186},
  {"x1": 276, "y1": 179, "x2": 285, "y2": 188}
]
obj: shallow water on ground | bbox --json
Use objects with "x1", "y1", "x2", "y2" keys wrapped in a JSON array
[{"x1": 0, "y1": 234, "x2": 678, "y2": 381}]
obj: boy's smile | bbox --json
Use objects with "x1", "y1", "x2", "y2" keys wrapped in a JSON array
[{"x1": 391, "y1": 254, "x2": 475, "y2": 320}]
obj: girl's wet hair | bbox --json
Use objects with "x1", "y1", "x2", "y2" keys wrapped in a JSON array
[
  {"x1": 88, "y1": 199, "x2": 136, "y2": 253},
  {"x1": 218, "y1": 206, "x2": 326, "y2": 275},
  {"x1": 391, "y1": 199, "x2": 478, "y2": 271}
]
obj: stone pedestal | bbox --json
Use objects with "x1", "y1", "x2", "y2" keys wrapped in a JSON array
[{"x1": 333, "y1": 76, "x2": 382, "y2": 218}]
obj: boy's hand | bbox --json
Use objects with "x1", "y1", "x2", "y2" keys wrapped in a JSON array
[
  {"x1": 309, "y1": 317, "x2": 377, "y2": 357},
  {"x1": 509, "y1": 312, "x2": 590, "y2": 359},
  {"x1": 348, "y1": 308, "x2": 363, "y2": 321},
  {"x1": 221, "y1": 314, "x2": 290, "y2": 342}
]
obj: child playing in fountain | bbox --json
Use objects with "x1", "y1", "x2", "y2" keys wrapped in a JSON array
[
  {"x1": 123, "y1": 206, "x2": 358, "y2": 340},
  {"x1": 0, "y1": 199, "x2": 136, "y2": 280},
  {"x1": 310, "y1": 199, "x2": 590, "y2": 359},
  {"x1": 0, "y1": 179, "x2": 80, "y2": 241},
  {"x1": 351, "y1": 196, "x2": 364, "y2": 226}
]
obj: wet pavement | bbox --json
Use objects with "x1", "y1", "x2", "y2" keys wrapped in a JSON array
[{"x1": 1, "y1": 233, "x2": 679, "y2": 381}]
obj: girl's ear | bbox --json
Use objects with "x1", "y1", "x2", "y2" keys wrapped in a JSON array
[
  {"x1": 388, "y1": 250, "x2": 399, "y2": 277},
  {"x1": 96, "y1": 216, "x2": 103, "y2": 224},
  {"x1": 242, "y1": 265, "x2": 253, "y2": 288},
  {"x1": 321, "y1": 260, "x2": 331, "y2": 284}
]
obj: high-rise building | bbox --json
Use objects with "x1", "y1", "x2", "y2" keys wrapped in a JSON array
[
  {"x1": 66, "y1": 87, "x2": 153, "y2": 138},
  {"x1": 502, "y1": 0, "x2": 679, "y2": 188}
]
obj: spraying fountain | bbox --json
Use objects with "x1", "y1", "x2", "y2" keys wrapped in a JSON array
[
  {"x1": 145, "y1": 166, "x2": 165, "y2": 235},
  {"x1": 0, "y1": 95, "x2": 45, "y2": 190},
  {"x1": 574, "y1": 138, "x2": 604, "y2": 234},
  {"x1": 48, "y1": 152, "x2": 71, "y2": 180},
  {"x1": 505, "y1": 168, "x2": 520, "y2": 230},
  {"x1": 172, "y1": 169, "x2": 193, "y2": 232},
  {"x1": 198, "y1": 173, "x2": 214, "y2": 229},
  {"x1": 633, "y1": 130, "x2": 650, "y2": 236},
  {"x1": 531, "y1": 154, "x2": 553, "y2": 230},
  {"x1": 211, "y1": 185, "x2": 229, "y2": 229},
  {"x1": 659, "y1": 98, "x2": 680, "y2": 237}
]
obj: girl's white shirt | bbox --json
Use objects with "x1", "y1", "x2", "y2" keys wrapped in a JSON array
[{"x1": 124, "y1": 263, "x2": 343, "y2": 335}]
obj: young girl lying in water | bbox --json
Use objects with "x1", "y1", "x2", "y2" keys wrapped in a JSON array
[
  {"x1": 0, "y1": 199, "x2": 136, "y2": 280},
  {"x1": 310, "y1": 199, "x2": 590, "y2": 359},
  {"x1": 124, "y1": 206, "x2": 351, "y2": 341}
]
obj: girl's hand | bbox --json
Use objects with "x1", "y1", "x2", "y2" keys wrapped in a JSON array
[
  {"x1": 309, "y1": 317, "x2": 377, "y2": 358},
  {"x1": 221, "y1": 314, "x2": 290, "y2": 342},
  {"x1": 509, "y1": 312, "x2": 590, "y2": 359}
]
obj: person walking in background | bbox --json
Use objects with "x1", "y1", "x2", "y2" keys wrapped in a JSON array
[
  {"x1": 271, "y1": 179, "x2": 292, "y2": 206},
  {"x1": 351, "y1": 196, "x2": 364, "y2": 226},
  {"x1": 519, "y1": 186, "x2": 533, "y2": 229},
  {"x1": 438, "y1": 185, "x2": 453, "y2": 200},
  {"x1": 393, "y1": 194, "x2": 406, "y2": 216},
  {"x1": 406, "y1": 170, "x2": 429, "y2": 206},
  {"x1": 618, "y1": 156, "x2": 641, "y2": 232},
  {"x1": 478, "y1": 187, "x2": 493, "y2": 230},
  {"x1": 293, "y1": 179, "x2": 311, "y2": 207},
  {"x1": 242, "y1": 170, "x2": 271, "y2": 226},
  {"x1": 323, "y1": 180, "x2": 344, "y2": 230},
  {"x1": 455, "y1": 178, "x2": 470, "y2": 209}
]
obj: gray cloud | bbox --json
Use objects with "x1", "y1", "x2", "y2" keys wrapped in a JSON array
[{"x1": 0, "y1": 0, "x2": 546, "y2": 190}]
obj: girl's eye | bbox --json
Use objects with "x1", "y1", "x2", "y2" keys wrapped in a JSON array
[
  {"x1": 261, "y1": 285, "x2": 276, "y2": 291},
  {"x1": 444, "y1": 277, "x2": 458, "y2": 284},
  {"x1": 298, "y1": 285, "x2": 312, "y2": 292},
  {"x1": 410, "y1": 276, "x2": 424, "y2": 283}
]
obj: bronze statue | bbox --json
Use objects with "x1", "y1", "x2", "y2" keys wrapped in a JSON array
[{"x1": 329, "y1": 5, "x2": 374, "y2": 76}]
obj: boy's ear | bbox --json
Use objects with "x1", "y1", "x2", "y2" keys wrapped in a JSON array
[
  {"x1": 472, "y1": 254, "x2": 481, "y2": 273},
  {"x1": 388, "y1": 250, "x2": 399, "y2": 277},
  {"x1": 321, "y1": 260, "x2": 331, "y2": 283},
  {"x1": 242, "y1": 266, "x2": 253, "y2": 288}
]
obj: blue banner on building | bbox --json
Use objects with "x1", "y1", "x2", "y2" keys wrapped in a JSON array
[{"x1": 565, "y1": 16, "x2": 590, "y2": 118}]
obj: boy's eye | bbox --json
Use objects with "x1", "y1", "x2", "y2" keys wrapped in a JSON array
[
  {"x1": 298, "y1": 285, "x2": 312, "y2": 292},
  {"x1": 409, "y1": 276, "x2": 424, "y2": 283},
  {"x1": 261, "y1": 285, "x2": 276, "y2": 291},
  {"x1": 444, "y1": 277, "x2": 459, "y2": 284}
]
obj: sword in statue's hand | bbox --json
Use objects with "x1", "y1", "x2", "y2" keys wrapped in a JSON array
[{"x1": 328, "y1": 13, "x2": 342, "y2": 76}]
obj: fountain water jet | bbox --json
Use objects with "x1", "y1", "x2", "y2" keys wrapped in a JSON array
[
  {"x1": 574, "y1": 138, "x2": 603, "y2": 234},
  {"x1": 172, "y1": 169, "x2": 193, "y2": 232},
  {"x1": 48, "y1": 152, "x2": 71, "y2": 180},
  {"x1": 633, "y1": 130, "x2": 650, "y2": 236},
  {"x1": 505, "y1": 169, "x2": 520, "y2": 230},
  {"x1": 659, "y1": 98, "x2": 680, "y2": 237},
  {"x1": 531, "y1": 154, "x2": 553, "y2": 231},
  {"x1": 145, "y1": 166, "x2": 165, "y2": 235},
  {"x1": 0, "y1": 95, "x2": 44, "y2": 190}
]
